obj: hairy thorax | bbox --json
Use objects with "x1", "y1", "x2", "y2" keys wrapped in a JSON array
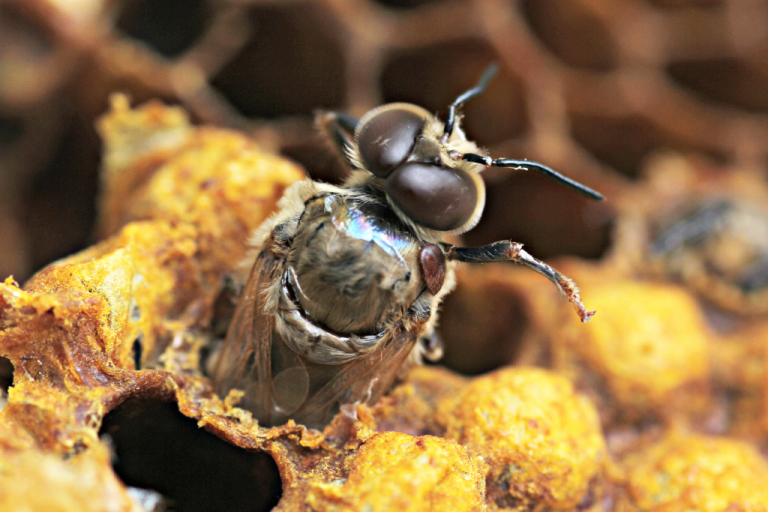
[{"x1": 285, "y1": 192, "x2": 424, "y2": 335}]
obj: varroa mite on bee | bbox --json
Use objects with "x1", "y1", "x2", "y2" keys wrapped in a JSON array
[{"x1": 210, "y1": 64, "x2": 604, "y2": 429}]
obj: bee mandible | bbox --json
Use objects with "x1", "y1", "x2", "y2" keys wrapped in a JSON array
[{"x1": 210, "y1": 64, "x2": 603, "y2": 428}]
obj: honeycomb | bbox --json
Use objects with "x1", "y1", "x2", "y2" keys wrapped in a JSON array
[{"x1": 3, "y1": 0, "x2": 768, "y2": 511}]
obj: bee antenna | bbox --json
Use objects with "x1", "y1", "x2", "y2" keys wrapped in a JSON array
[
  {"x1": 442, "y1": 63, "x2": 499, "y2": 142},
  {"x1": 460, "y1": 153, "x2": 604, "y2": 201}
]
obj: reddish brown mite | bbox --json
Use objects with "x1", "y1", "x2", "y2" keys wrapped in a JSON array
[{"x1": 419, "y1": 243, "x2": 446, "y2": 295}]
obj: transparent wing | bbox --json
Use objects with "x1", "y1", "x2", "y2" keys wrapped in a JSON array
[
  {"x1": 291, "y1": 326, "x2": 419, "y2": 428},
  {"x1": 213, "y1": 241, "x2": 422, "y2": 429},
  {"x1": 211, "y1": 248, "x2": 283, "y2": 423}
]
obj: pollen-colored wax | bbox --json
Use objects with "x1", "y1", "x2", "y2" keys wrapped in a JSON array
[
  {"x1": 622, "y1": 432, "x2": 768, "y2": 511},
  {"x1": 96, "y1": 94, "x2": 305, "y2": 276},
  {"x1": 0, "y1": 445, "x2": 137, "y2": 512},
  {"x1": 557, "y1": 278, "x2": 711, "y2": 419},
  {"x1": 306, "y1": 431, "x2": 486, "y2": 512},
  {"x1": 439, "y1": 367, "x2": 606, "y2": 510}
]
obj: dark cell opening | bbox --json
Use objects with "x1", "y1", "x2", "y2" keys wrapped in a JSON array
[
  {"x1": 380, "y1": 40, "x2": 527, "y2": 146},
  {"x1": 0, "y1": 117, "x2": 24, "y2": 147},
  {"x1": 668, "y1": 58, "x2": 768, "y2": 114},
  {"x1": 521, "y1": 0, "x2": 619, "y2": 71},
  {"x1": 646, "y1": 0, "x2": 724, "y2": 7},
  {"x1": 437, "y1": 278, "x2": 529, "y2": 375},
  {"x1": 464, "y1": 172, "x2": 614, "y2": 261},
  {"x1": 132, "y1": 335, "x2": 143, "y2": 370},
  {"x1": 212, "y1": 5, "x2": 346, "y2": 118},
  {"x1": 569, "y1": 113, "x2": 730, "y2": 179},
  {"x1": 571, "y1": 114, "x2": 659, "y2": 179},
  {"x1": 22, "y1": 112, "x2": 100, "y2": 280},
  {"x1": 370, "y1": 0, "x2": 449, "y2": 8},
  {"x1": 116, "y1": 0, "x2": 209, "y2": 58},
  {"x1": 0, "y1": 356, "x2": 13, "y2": 394},
  {"x1": 0, "y1": 3, "x2": 55, "y2": 59},
  {"x1": 100, "y1": 398, "x2": 281, "y2": 512},
  {"x1": 281, "y1": 142, "x2": 350, "y2": 185}
]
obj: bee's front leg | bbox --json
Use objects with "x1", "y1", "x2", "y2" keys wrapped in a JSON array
[
  {"x1": 316, "y1": 111, "x2": 359, "y2": 166},
  {"x1": 442, "y1": 241, "x2": 595, "y2": 323}
]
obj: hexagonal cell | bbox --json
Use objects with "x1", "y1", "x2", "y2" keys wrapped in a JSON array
[
  {"x1": 100, "y1": 398, "x2": 281, "y2": 512},
  {"x1": 0, "y1": 3, "x2": 57, "y2": 105},
  {"x1": 569, "y1": 113, "x2": 730, "y2": 178},
  {"x1": 0, "y1": 3, "x2": 54, "y2": 54},
  {"x1": 668, "y1": 58, "x2": 768, "y2": 114},
  {"x1": 571, "y1": 115, "x2": 658, "y2": 178},
  {"x1": 437, "y1": 269, "x2": 529, "y2": 375},
  {"x1": 22, "y1": 114, "x2": 100, "y2": 280},
  {"x1": 211, "y1": 4, "x2": 346, "y2": 119},
  {"x1": 0, "y1": 116, "x2": 23, "y2": 147},
  {"x1": 0, "y1": 356, "x2": 12, "y2": 395},
  {"x1": 645, "y1": 0, "x2": 724, "y2": 8},
  {"x1": 380, "y1": 39, "x2": 528, "y2": 146},
  {"x1": 281, "y1": 141, "x2": 350, "y2": 185},
  {"x1": 0, "y1": 104, "x2": 63, "y2": 181},
  {"x1": 464, "y1": 172, "x2": 615, "y2": 261},
  {"x1": 520, "y1": 0, "x2": 619, "y2": 71},
  {"x1": 370, "y1": 0, "x2": 450, "y2": 9},
  {"x1": 116, "y1": 0, "x2": 210, "y2": 58}
]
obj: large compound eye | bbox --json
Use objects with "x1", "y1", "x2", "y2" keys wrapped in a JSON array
[
  {"x1": 386, "y1": 162, "x2": 478, "y2": 231},
  {"x1": 357, "y1": 106, "x2": 427, "y2": 178}
]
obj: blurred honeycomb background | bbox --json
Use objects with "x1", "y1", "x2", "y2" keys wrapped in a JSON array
[
  {"x1": 5, "y1": 1, "x2": 768, "y2": 510},
  {"x1": 5, "y1": 0, "x2": 768, "y2": 284}
]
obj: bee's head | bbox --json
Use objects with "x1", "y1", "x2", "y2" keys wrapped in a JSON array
[
  {"x1": 354, "y1": 102, "x2": 485, "y2": 234},
  {"x1": 341, "y1": 64, "x2": 601, "y2": 234}
]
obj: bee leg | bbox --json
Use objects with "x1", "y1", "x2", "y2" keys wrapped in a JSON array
[
  {"x1": 316, "y1": 111, "x2": 360, "y2": 168},
  {"x1": 443, "y1": 241, "x2": 595, "y2": 323},
  {"x1": 405, "y1": 298, "x2": 442, "y2": 362},
  {"x1": 420, "y1": 331, "x2": 444, "y2": 362},
  {"x1": 442, "y1": 63, "x2": 499, "y2": 141}
]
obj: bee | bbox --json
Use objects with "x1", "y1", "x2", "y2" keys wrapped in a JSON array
[
  {"x1": 210, "y1": 65, "x2": 603, "y2": 429},
  {"x1": 650, "y1": 198, "x2": 768, "y2": 315}
]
